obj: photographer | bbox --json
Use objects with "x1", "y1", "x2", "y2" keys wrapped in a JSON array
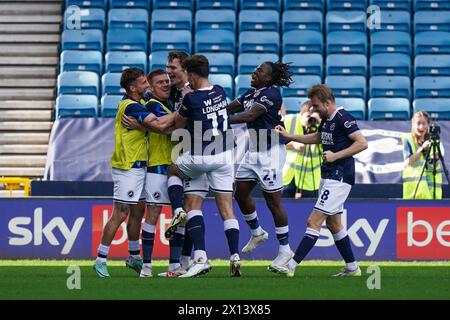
[
  {"x1": 282, "y1": 100, "x2": 322, "y2": 199},
  {"x1": 403, "y1": 111, "x2": 444, "y2": 199}
]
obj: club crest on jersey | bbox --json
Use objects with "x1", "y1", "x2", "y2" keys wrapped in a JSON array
[
  {"x1": 128, "y1": 191, "x2": 134, "y2": 198},
  {"x1": 330, "y1": 123, "x2": 335, "y2": 131},
  {"x1": 153, "y1": 192, "x2": 161, "y2": 199},
  {"x1": 253, "y1": 91, "x2": 261, "y2": 98}
]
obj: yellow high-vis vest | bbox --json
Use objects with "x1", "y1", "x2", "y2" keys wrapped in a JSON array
[
  {"x1": 110, "y1": 98, "x2": 148, "y2": 170},
  {"x1": 402, "y1": 133, "x2": 442, "y2": 199},
  {"x1": 147, "y1": 98, "x2": 174, "y2": 167},
  {"x1": 282, "y1": 114, "x2": 322, "y2": 191}
]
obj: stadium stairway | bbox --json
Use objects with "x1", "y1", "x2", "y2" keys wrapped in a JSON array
[{"x1": 0, "y1": 0, "x2": 63, "y2": 178}]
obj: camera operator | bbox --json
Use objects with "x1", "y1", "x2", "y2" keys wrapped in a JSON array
[
  {"x1": 403, "y1": 111, "x2": 444, "y2": 199},
  {"x1": 282, "y1": 100, "x2": 322, "y2": 199}
]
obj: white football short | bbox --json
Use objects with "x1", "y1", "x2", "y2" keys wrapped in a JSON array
[
  {"x1": 184, "y1": 173, "x2": 210, "y2": 198},
  {"x1": 112, "y1": 167, "x2": 146, "y2": 204},
  {"x1": 314, "y1": 178, "x2": 352, "y2": 215},
  {"x1": 235, "y1": 144, "x2": 286, "y2": 192},
  {"x1": 175, "y1": 150, "x2": 234, "y2": 193},
  {"x1": 145, "y1": 172, "x2": 170, "y2": 205}
]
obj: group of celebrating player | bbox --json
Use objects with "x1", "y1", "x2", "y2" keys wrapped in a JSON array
[{"x1": 93, "y1": 50, "x2": 368, "y2": 279}]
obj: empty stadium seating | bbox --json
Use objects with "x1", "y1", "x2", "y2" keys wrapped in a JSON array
[
  {"x1": 283, "y1": 97, "x2": 310, "y2": 114},
  {"x1": 368, "y1": 98, "x2": 411, "y2": 120},
  {"x1": 413, "y1": 98, "x2": 450, "y2": 120},
  {"x1": 56, "y1": 94, "x2": 99, "y2": 118},
  {"x1": 58, "y1": 0, "x2": 450, "y2": 120}
]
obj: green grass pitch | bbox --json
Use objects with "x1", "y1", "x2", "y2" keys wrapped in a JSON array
[{"x1": 1, "y1": 260, "x2": 450, "y2": 300}]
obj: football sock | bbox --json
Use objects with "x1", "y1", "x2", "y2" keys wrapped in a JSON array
[
  {"x1": 169, "y1": 226, "x2": 185, "y2": 265},
  {"x1": 243, "y1": 211, "x2": 263, "y2": 236},
  {"x1": 128, "y1": 240, "x2": 140, "y2": 258},
  {"x1": 333, "y1": 229, "x2": 357, "y2": 270},
  {"x1": 187, "y1": 210, "x2": 206, "y2": 252},
  {"x1": 142, "y1": 223, "x2": 156, "y2": 264},
  {"x1": 224, "y1": 219, "x2": 240, "y2": 255},
  {"x1": 293, "y1": 228, "x2": 320, "y2": 264},
  {"x1": 96, "y1": 244, "x2": 109, "y2": 263},
  {"x1": 168, "y1": 175, "x2": 184, "y2": 212}
]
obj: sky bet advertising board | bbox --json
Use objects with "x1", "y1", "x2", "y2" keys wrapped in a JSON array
[{"x1": 1, "y1": 199, "x2": 449, "y2": 260}]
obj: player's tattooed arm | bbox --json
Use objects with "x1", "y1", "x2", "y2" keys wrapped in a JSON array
[
  {"x1": 275, "y1": 125, "x2": 321, "y2": 145},
  {"x1": 140, "y1": 112, "x2": 177, "y2": 134},
  {"x1": 226, "y1": 99, "x2": 244, "y2": 114},
  {"x1": 324, "y1": 130, "x2": 368, "y2": 163},
  {"x1": 229, "y1": 103, "x2": 266, "y2": 124}
]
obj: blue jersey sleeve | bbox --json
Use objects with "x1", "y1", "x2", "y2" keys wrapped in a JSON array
[
  {"x1": 145, "y1": 101, "x2": 159, "y2": 116},
  {"x1": 403, "y1": 137, "x2": 413, "y2": 160},
  {"x1": 340, "y1": 112, "x2": 359, "y2": 136},
  {"x1": 124, "y1": 103, "x2": 151, "y2": 123},
  {"x1": 237, "y1": 89, "x2": 253, "y2": 105},
  {"x1": 178, "y1": 94, "x2": 191, "y2": 118}
]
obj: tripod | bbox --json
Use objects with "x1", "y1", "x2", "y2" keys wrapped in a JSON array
[
  {"x1": 296, "y1": 127, "x2": 322, "y2": 198},
  {"x1": 413, "y1": 138, "x2": 450, "y2": 199}
]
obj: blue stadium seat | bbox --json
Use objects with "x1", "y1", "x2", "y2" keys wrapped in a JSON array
[
  {"x1": 369, "y1": 0, "x2": 411, "y2": 11},
  {"x1": 283, "y1": 97, "x2": 310, "y2": 114},
  {"x1": 107, "y1": 28, "x2": 147, "y2": 52},
  {"x1": 196, "y1": 0, "x2": 237, "y2": 10},
  {"x1": 283, "y1": 53, "x2": 323, "y2": 76},
  {"x1": 60, "y1": 50, "x2": 103, "y2": 75},
  {"x1": 327, "y1": 0, "x2": 367, "y2": 10},
  {"x1": 210, "y1": 74, "x2": 233, "y2": 98},
  {"x1": 202, "y1": 53, "x2": 235, "y2": 76},
  {"x1": 62, "y1": 29, "x2": 103, "y2": 51},
  {"x1": 414, "y1": 55, "x2": 450, "y2": 77},
  {"x1": 368, "y1": 98, "x2": 411, "y2": 120},
  {"x1": 370, "y1": 31, "x2": 411, "y2": 55},
  {"x1": 335, "y1": 98, "x2": 366, "y2": 120},
  {"x1": 109, "y1": 0, "x2": 150, "y2": 9},
  {"x1": 239, "y1": 0, "x2": 281, "y2": 10},
  {"x1": 327, "y1": 31, "x2": 367, "y2": 54},
  {"x1": 370, "y1": 53, "x2": 411, "y2": 76},
  {"x1": 149, "y1": 51, "x2": 169, "y2": 70},
  {"x1": 195, "y1": 30, "x2": 235, "y2": 53},
  {"x1": 414, "y1": 76, "x2": 450, "y2": 99},
  {"x1": 283, "y1": 0, "x2": 324, "y2": 10},
  {"x1": 238, "y1": 53, "x2": 279, "y2": 74},
  {"x1": 326, "y1": 54, "x2": 367, "y2": 76},
  {"x1": 239, "y1": 10, "x2": 279, "y2": 32},
  {"x1": 151, "y1": 30, "x2": 191, "y2": 53},
  {"x1": 239, "y1": 31, "x2": 279, "y2": 54},
  {"x1": 195, "y1": 9, "x2": 235, "y2": 32},
  {"x1": 66, "y1": 0, "x2": 106, "y2": 9},
  {"x1": 64, "y1": 8, "x2": 105, "y2": 30},
  {"x1": 326, "y1": 11, "x2": 367, "y2": 33},
  {"x1": 152, "y1": 0, "x2": 193, "y2": 10},
  {"x1": 414, "y1": 0, "x2": 450, "y2": 10},
  {"x1": 102, "y1": 73, "x2": 125, "y2": 95},
  {"x1": 57, "y1": 71, "x2": 99, "y2": 96},
  {"x1": 326, "y1": 75, "x2": 366, "y2": 98},
  {"x1": 235, "y1": 75, "x2": 252, "y2": 97},
  {"x1": 413, "y1": 98, "x2": 450, "y2": 120},
  {"x1": 283, "y1": 30, "x2": 323, "y2": 54},
  {"x1": 414, "y1": 31, "x2": 450, "y2": 55},
  {"x1": 369, "y1": 76, "x2": 411, "y2": 99},
  {"x1": 281, "y1": 75, "x2": 321, "y2": 97},
  {"x1": 108, "y1": 9, "x2": 148, "y2": 31},
  {"x1": 282, "y1": 10, "x2": 322, "y2": 32},
  {"x1": 55, "y1": 94, "x2": 99, "y2": 118},
  {"x1": 415, "y1": 11, "x2": 450, "y2": 33},
  {"x1": 152, "y1": 9, "x2": 192, "y2": 30},
  {"x1": 375, "y1": 10, "x2": 410, "y2": 32},
  {"x1": 105, "y1": 51, "x2": 147, "y2": 73},
  {"x1": 100, "y1": 94, "x2": 122, "y2": 117}
]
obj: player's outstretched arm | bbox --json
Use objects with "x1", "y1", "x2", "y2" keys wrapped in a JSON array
[
  {"x1": 226, "y1": 99, "x2": 244, "y2": 114},
  {"x1": 229, "y1": 103, "x2": 266, "y2": 124},
  {"x1": 324, "y1": 130, "x2": 368, "y2": 163},
  {"x1": 275, "y1": 125, "x2": 321, "y2": 145}
]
